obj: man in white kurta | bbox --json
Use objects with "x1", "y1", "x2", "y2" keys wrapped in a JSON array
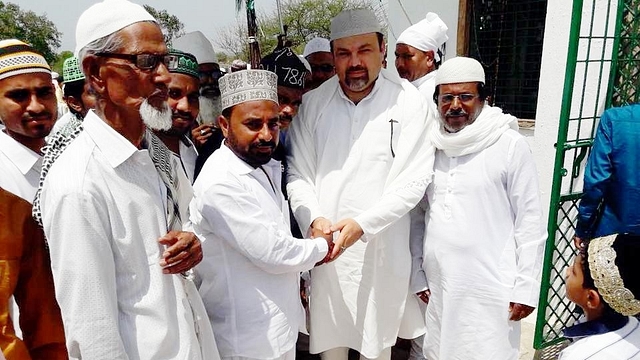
[
  {"x1": 286, "y1": 9, "x2": 434, "y2": 359},
  {"x1": 40, "y1": 1, "x2": 219, "y2": 359},
  {"x1": 191, "y1": 70, "x2": 330, "y2": 360},
  {"x1": 421, "y1": 57, "x2": 546, "y2": 360},
  {"x1": 395, "y1": 12, "x2": 449, "y2": 104}
]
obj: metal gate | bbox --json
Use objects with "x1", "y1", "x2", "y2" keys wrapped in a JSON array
[{"x1": 534, "y1": 0, "x2": 640, "y2": 352}]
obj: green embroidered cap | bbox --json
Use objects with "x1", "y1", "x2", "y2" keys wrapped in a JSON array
[
  {"x1": 167, "y1": 49, "x2": 199, "y2": 79},
  {"x1": 63, "y1": 56, "x2": 85, "y2": 83}
]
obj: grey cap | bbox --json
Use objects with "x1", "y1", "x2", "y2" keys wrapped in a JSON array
[{"x1": 330, "y1": 8, "x2": 382, "y2": 41}]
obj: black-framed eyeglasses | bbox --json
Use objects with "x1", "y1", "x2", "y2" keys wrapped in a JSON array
[
  {"x1": 310, "y1": 64, "x2": 335, "y2": 73},
  {"x1": 199, "y1": 69, "x2": 224, "y2": 81},
  {"x1": 438, "y1": 93, "x2": 478, "y2": 105},
  {"x1": 96, "y1": 52, "x2": 171, "y2": 70}
]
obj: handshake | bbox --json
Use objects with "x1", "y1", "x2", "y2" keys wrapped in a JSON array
[{"x1": 312, "y1": 216, "x2": 364, "y2": 266}]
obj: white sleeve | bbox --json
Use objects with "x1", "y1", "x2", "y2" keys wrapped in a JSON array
[
  {"x1": 286, "y1": 109, "x2": 324, "y2": 234},
  {"x1": 409, "y1": 195, "x2": 429, "y2": 293},
  {"x1": 507, "y1": 137, "x2": 547, "y2": 308},
  {"x1": 43, "y1": 191, "x2": 128, "y2": 360},
  {"x1": 195, "y1": 180, "x2": 328, "y2": 274}
]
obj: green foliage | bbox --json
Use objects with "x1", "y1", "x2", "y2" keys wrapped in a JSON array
[
  {"x1": 218, "y1": 0, "x2": 378, "y2": 61},
  {"x1": 50, "y1": 50, "x2": 73, "y2": 76},
  {"x1": 143, "y1": 4, "x2": 185, "y2": 46},
  {"x1": 0, "y1": 1, "x2": 61, "y2": 63}
]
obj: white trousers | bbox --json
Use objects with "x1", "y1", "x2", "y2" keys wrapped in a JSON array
[
  {"x1": 320, "y1": 347, "x2": 391, "y2": 360},
  {"x1": 222, "y1": 347, "x2": 295, "y2": 360}
]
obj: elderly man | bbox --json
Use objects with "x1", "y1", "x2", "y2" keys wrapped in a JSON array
[
  {"x1": 420, "y1": 56, "x2": 546, "y2": 359},
  {"x1": 286, "y1": 8, "x2": 434, "y2": 359},
  {"x1": 395, "y1": 13, "x2": 448, "y2": 102},
  {"x1": 303, "y1": 37, "x2": 335, "y2": 90},
  {"x1": 0, "y1": 38, "x2": 67, "y2": 360},
  {"x1": 39, "y1": 1, "x2": 218, "y2": 358},
  {"x1": 154, "y1": 49, "x2": 200, "y2": 183},
  {"x1": 191, "y1": 69, "x2": 331, "y2": 360}
]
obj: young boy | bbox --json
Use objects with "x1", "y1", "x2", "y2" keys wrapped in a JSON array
[{"x1": 561, "y1": 233, "x2": 640, "y2": 359}]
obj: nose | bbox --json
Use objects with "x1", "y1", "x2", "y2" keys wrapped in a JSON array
[
  {"x1": 450, "y1": 95, "x2": 462, "y2": 109},
  {"x1": 349, "y1": 53, "x2": 363, "y2": 68},
  {"x1": 154, "y1": 62, "x2": 171, "y2": 85},
  {"x1": 259, "y1": 123, "x2": 274, "y2": 142},
  {"x1": 26, "y1": 93, "x2": 46, "y2": 114},
  {"x1": 176, "y1": 96, "x2": 189, "y2": 113}
]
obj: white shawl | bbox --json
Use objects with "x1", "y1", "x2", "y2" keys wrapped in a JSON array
[{"x1": 429, "y1": 104, "x2": 518, "y2": 157}]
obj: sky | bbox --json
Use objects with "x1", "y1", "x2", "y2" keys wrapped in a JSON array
[{"x1": 13, "y1": 0, "x2": 277, "y2": 52}]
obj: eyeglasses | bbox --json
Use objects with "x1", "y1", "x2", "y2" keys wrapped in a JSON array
[
  {"x1": 199, "y1": 69, "x2": 224, "y2": 81},
  {"x1": 439, "y1": 93, "x2": 478, "y2": 105},
  {"x1": 96, "y1": 52, "x2": 171, "y2": 70},
  {"x1": 310, "y1": 64, "x2": 335, "y2": 73}
]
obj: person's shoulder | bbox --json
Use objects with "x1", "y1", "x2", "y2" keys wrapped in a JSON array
[
  {"x1": 193, "y1": 147, "x2": 242, "y2": 194},
  {"x1": 602, "y1": 103, "x2": 640, "y2": 122},
  {"x1": 44, "y1": 132, "x2": 96, "y2": 193}
]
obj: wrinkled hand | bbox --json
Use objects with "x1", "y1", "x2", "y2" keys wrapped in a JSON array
[
  {"x1": 329, "y1": 218, "x2": 363, "y2": 260},
  {"x1": 191, "y1": 124, "x2": 216, "y2": 149},
  {"x1": 509, "y1": 302, "x2": 535, "y2": 321},
  {"x1": 573, "y1": 236, "x2": 584, "y2": 249},
  {"x1": 416, "y1": 289, "x2": 431, "y2": 304},
  {"x1": 158, "y1": 231, "x2": 203, "y2": 274}
]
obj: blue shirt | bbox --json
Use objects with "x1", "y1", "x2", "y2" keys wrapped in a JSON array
[{"x1": 576, "y1": 104, "x2": 640, "y2": 239}]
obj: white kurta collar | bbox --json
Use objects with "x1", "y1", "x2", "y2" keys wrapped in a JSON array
[
  {"x1": 0, "y1": 129, "x2": 41, "y2": 175},
  {"x1": 411, "y1": 70, "x2": 437, "y2": 89},
  {"x1": 82, "y1": 110, "x2": 141, "y2": 169}
]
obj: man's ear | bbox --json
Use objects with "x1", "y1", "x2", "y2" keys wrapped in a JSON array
[
  {"x1": 218, "y1": 114, "x2": 229, "y2": 138},
  {"x1": 82, "y1": 55, "x2": 105, "y2": 96},
  {"x1": 66, "y1": 95, "x2": 84, "y2": 114},
  {"x1": 586, "y1": 289, "x2": 603, "y2": 310}
]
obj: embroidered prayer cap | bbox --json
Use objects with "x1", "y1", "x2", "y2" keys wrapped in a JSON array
[
  {"x1": 330, "y1": 8, "x2": 382, "y2": 41},
  {"x1": 219, "y1": 69, "x2": 278, "y2": 111},
  {"x1": 0, "y1": 39, "x2": 51, "y2": 81},
  {"x1": 435, "y1": 56, "x2": 485, "y2": 86},
  {"x1": 167, "y1": 49, "x2": 199, "y2": 79},
  {"x1": 75, "y1": 0, "x2": 156, "y2": 56},
  {"x1": 259, "y1": 47, "x2": 307, "y2": 89},
  {"x1": 63, "y1": 56, "x2": 85, "y2": 83},
  {"x1": 303, "y1": 37, "x2": 331, "y2": 57},
  {"x1": 172, "y1": 31, "x2": 218, "y2": 65},
  {"x1": 587, "y1": 233, "x2": 640, "y2": 316},
  {"x1": 396, "y1": 12, "x2": 449, "y2": 62}
]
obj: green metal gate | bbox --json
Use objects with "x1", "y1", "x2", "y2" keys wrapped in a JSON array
[{"x1": 534, "y1": 0, "x2": 640, "y2": 352}]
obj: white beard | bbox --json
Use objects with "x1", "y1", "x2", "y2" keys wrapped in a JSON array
[
  {"x1": 198, "y1": 96, "x2": 222, "y2": 125},
  {"x1": 140, "y1": 98, "x2": 172, "y2": 131}
]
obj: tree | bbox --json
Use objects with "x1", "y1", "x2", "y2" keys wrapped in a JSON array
[
  {"x1": 0, "y1": 1, "x2": 61, "y2": 63},
  {"x1": 217, "y1": 0, "x2": 382, "y2": 62},
  {"x1": 50, "y1": 50, "x2": 73, "y2": 76},
  {"x1": 143, "y1": 5, "x2": 185, "y2": 46}
]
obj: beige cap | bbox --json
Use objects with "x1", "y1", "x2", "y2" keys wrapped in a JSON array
[
  {"x1": 330, "y1": 8, "x2": 382, "y2": 41},
  {"x1": 219, "y1": 70, "x2": 278, "y2": 111},
  {"x1": 435, "y1": 57, "x2": 485, "y2": 86}
]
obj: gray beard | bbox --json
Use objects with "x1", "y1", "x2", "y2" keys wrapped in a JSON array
[
  {"x1": 140, "y1": 98, "x2": 172, "y2": 131},
  {"x1": 198, "y1": 96, "x2": 222, "y2": 125}
]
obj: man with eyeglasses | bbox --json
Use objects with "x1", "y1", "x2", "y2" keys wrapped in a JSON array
[
  {"x1": 303, "y1": 37, "x2": 335, "y2": 91},
  {"x1": 38, "y1": 1, "x2": 219, "y2": 358},
  {"x1": 286, "y1": 9, "x2": 434, "y2": 359},
  {"x1": 415, "y1": 56, "x2": 546, "y2": 360}
]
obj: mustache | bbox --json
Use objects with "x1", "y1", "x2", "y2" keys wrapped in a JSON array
[
  {"x1": 171, "y1": 111, "x2": 195, "y2": 122},
  {"x1": 24, "y1": 111, "x2": 54, "y2": 122},
  {"x1": 279, "y1": 114, "x2": 293, "y2": 122},
  {"x1": 445, "y1": 108, "x2": 468, "y2": 117},
  {"x1": 251, "y1": 140, "x2": 277, "y2": 149},
  {"x1": 346, "y1": 66, "x2": 367, "y2": 74}
]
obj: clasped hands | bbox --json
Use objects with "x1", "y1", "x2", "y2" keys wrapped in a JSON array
[
  {"x1": 312, "y1": 217, "x2": 363, "y2": 266},
  {"x1": 158, "y1": 230, "x2": 203, "y2": 274}
]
